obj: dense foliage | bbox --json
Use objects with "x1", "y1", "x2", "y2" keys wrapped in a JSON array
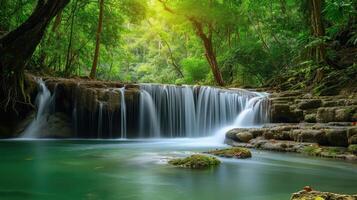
[{"x1": 1, "y1": 0, "x2": 356, "y2": 88}]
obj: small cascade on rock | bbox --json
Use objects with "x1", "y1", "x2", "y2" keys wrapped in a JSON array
[
  {"x1": 97, "y1": 102, "x2": 104, "y2": 138},
  {"x1": 138, "y1": 90, "x2": 161, "y2": 137},
  {"x1": 234, "y1": 92, "x2": 270, "y2": 127},
  {"x1": 119, "y1": 87, "x2": 127, "y2": 138},
  {"x1": 183, "y1": 86, "x2": 196, "y2": 137},
  {"x1": 213, "y1": 92, "x2": 270, "y2": 143},
  {"x1": 22, "y1": 78, "x2": 52, "y2": 138},
  {"x1": 72, "y1": 83, "x2": 80, "y2": 137}
]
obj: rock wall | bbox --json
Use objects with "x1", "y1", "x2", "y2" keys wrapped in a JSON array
[
  {"x1": 22, "y1": 77, "x2": 141, "y2": 138},
  {"x1": 270, "y1": 90, "x2": 357, "y2": 123}
]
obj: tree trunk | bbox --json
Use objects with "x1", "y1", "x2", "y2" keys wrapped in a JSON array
[
  {"x1": 0, "y1": 0, "x2": 70, "y2": 111},
  {"x1": 309, "y1": 0, "x2": 325, "y2": 63},
  {"x1": 65, "y1": 0, "x2": 78, "y2": 75},
  {"x1": 157, "y1": 1, "x2": 225, "y2": 86},
  {"x1": 90, "y1": 0, "x2": 105, "y2": 79},
  {"x1": 191, "y1": 19, "x2": 225, "y2": 86},
  {"x1": 162, "y1": 39, "x2": 184, "y2": 78}
]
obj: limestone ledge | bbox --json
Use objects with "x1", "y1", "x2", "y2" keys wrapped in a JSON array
[
  {"x1": 226, "y1": 123, "x2": 357, "y2": 161},
  {"x1": 269, "y1": 90, "x2": 357, "y2": 123}
]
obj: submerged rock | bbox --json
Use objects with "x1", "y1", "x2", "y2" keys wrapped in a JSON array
[
  {"x1": 168, "y1": 154, "x2": 220, "y2": 169},
  {"x1": 206, "y1": 147, "x2": 252, "y2": 159},
  {"x1": 290, "y1": 190, "x2": 357, "y2": 200}
]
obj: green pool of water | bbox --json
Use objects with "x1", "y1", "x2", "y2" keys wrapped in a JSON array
[{"x1": 0, "y1": 139, "x2": 356, "y2": 200}]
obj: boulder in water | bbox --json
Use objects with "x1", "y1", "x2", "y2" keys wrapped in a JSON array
[
  {"x1": 206, "y1": 147, "x2": 252, "y2": 159},
  {"x1": 236, "y1": 131, "x2": 254, "y2": 143},
  {"x1": 290, "y1": 189, "x2": 357, "y2": 200},
  {"x1": 168, "y1": 154, "x2": 220, "y2": 169}
]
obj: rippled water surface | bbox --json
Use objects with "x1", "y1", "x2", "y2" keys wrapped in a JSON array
[{"x1": 0, "y1": 139, "x2": 356, "y2": 200}]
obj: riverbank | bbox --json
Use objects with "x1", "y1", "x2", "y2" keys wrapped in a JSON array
[
  {"x1": 224, "y1": 87, "x2": 357, "y2": 161},
  {"x1": 225, "y1": 124, "x2": 357, "y2": 161}
]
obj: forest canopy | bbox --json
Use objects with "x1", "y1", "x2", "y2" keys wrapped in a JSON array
[{"x1": 0, "y1": 0, "x2": 356, "y2": 88}]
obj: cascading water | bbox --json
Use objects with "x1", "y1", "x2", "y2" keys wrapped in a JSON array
[
  {"x1": 213, "y1": 92, "x2": 270, "y2": 143},
  {"x1": 234, "y1": 92, "x2": 270, "y2": 127},
  {"x1": 139, "y1": 90, "x2": 161, "y2": 138},
  {"x1": 49, "y1": 81, "x2": 269, "y2": 139},
  {"x1": 97, "y1": 102, "x2": 104, "y2": 138},
  {"x1": 119, "y1": 87, "x2": 127, "y2": 138},
  {"x1": 138, "y1": 84, "x2": 269, "y2": 138},
  {"x1": 22, "y1": 78, "x2": 52, "y2": 138}
]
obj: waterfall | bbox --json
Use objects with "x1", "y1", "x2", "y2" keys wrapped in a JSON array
[
  {"x1": 119, "y1": 87, "x2": 127, "y2": 138},
  {"x1": 22, "y1": 78, "x2": 52, "y2": 138},
  {"x1": 97, "y1": 102, "x2": 104, "y2": 138},
  {"x1": 213, "y1": 92, "x2": 270, "y2": 143},
  {"x1": 234, "y1": 92, "x2": 270, "y2": 127},
  {"x1": 139, "y1": 90, "x2": 161, "y2": 137},
  {"x1": 138, "y1": 84, "x2": 269, "y2": 138},
  {"x1": 67, "y1": 82, "x2": 269, "y2": 139}
]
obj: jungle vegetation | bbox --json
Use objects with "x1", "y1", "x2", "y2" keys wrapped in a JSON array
[{"x1": 0, "y1": 0, "x2": 356, "y2": 110}]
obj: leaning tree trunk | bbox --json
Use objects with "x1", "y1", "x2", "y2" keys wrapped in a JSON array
[
  {"x1": 309, "y1": 0, "x2": 326, "y2": 63},
  {"x1": 90, "y1": 0, "x2": 105, "y2": 79},
  {"x1": 0, "y1": 0, "x2": 70, "y2": 111},
  {"x1": 191, "y1": 19, "x2": 225, "y2": 86}
]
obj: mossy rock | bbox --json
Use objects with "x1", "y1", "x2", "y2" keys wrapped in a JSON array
[
  {"x1": 206, "y1": 147, "x2": 252, "y2": 159},
  {"x1": 302, "y1": 145, "x2": 323, "y2": 156},
  {"x1": 291, "y1": 190, "x2": 357, "y2": 200},
  {"x1": 304, "y1": 113, "x2": 317, "y2": 123},
  {"x1": 302, "y1": 145, "x2": 349, "y2": 158},
  {"x1": 168, "y1": 154, "x2": 220, "y2": 169},
  {"x1": 348, "y1": 144, "x2": 357, "y2": 154}
]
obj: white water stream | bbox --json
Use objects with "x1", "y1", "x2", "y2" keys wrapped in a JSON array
[
  {"x1": 23, "y1": 81, "x2": 269, "y2": 140},
  {"x1": 22, "y1": 79, "x2": 52, "y2": 138}
]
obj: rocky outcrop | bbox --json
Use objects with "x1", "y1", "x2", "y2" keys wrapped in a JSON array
[
  {"x1": 290, "y1": 190, "x2": 357, "y2": 200},
  {"x1": 269, "y1": 90, "x2": 357, "y2": 124},
  {"x1": 227, "y1": 123, "x2": 357, "y2": 147},
  {"x1": 41, "y1": 77, "x2": 141, "y2": 138},
  {"x1": 0, "y1": 74, "x2": 38, "y2": 138},
  {"x1": 226, "y1": 123, "x2": 357, "y2": 160}
]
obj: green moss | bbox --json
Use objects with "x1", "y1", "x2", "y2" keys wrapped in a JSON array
[
  {"x1": 302, "y1": 145, "x2": 322, "y2": 156},
  {"x1": 348, "y1": 145, "x2": 357, "y2": 154},
  {"x1": 206, "y1": 147, "x2": 252, "y2": 159},
  {"x1": 302, "y1": 145, "x2": 349, "y2": 158},
  {"x1": 168, "y1": 154, "x2": 220, "y2": 169},
  {"x1": 321, "y1": 147, "x2": 346, "y2": 158}
]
